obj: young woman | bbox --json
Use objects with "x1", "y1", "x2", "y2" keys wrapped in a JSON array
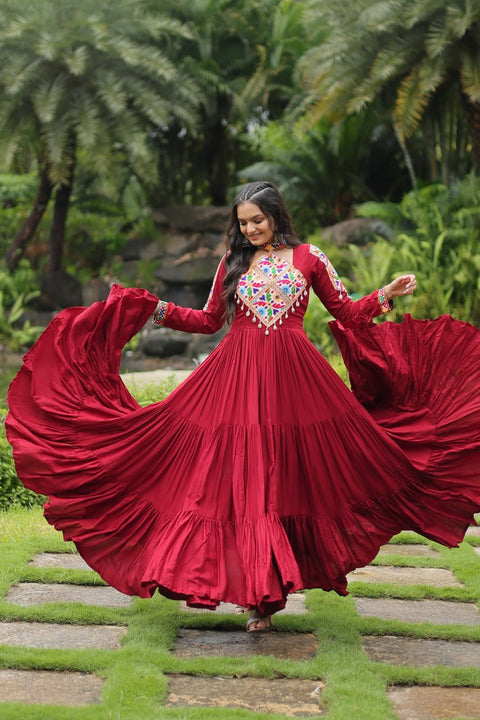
[{"x1": 7, "y1": 181, "x2": 480, "y2": 633}]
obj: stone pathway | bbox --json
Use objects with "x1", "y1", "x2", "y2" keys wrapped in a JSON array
[{"x1": 2, "y1": 537, "x2": 480, "y2": 717}]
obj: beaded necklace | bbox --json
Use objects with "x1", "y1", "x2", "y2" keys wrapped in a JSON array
[{"x1": 261, "y1": 236, "x2": 288, "y2": 252}]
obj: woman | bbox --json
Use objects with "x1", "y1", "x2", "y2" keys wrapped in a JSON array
[{"x1": 7, "y1": 181, "x2": 480, "y2": 633}]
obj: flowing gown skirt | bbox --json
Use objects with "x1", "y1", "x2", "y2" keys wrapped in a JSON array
[{"x1": 6, "y1": 286, "x2": 480, "y2": 614}]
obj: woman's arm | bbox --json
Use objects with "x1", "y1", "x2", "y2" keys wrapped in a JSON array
[
  {"x1": 152, "y1": 256, "x2": 227, "y2": 334},
  {"x1": 309, "y1": 245, "x2": 415, "y2": 323}
]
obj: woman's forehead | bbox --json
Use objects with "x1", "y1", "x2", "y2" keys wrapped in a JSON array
[{"x1": 237, "y1": 201, "x2": 264, "y2": 219}]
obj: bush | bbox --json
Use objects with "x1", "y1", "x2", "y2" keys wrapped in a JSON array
[
  {"x1": 0, "y1": 173, "x2": 37, "y2": 207},
  {"x1": 0, "y1": 410, "x2": 44, "y2": 509},
  {"x1": 355, "y1": 175, "x2": 480, "y2": 324}
]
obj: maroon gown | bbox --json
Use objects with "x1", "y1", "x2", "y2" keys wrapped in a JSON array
[{"x1": 6, "y1": 243, "x2": 480, "y2": 615}]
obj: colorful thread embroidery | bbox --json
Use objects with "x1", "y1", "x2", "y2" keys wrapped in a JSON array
[
  {"x1": 309, "y1": 245, "x2": 347, "y2": 299},
  {"x1": 236, "y1": 254, "x2": 308, "y2": 335},
  {"x1": 378, "y1": 287, "x2": 391, "y2": 313},
  {"x1": 152, "y1": 300, "x2": 169, "y2": 325}
]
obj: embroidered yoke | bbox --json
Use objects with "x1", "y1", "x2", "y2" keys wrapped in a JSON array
[{"x1": 155, "y1": 243, "x2": 392, "y2": 334}]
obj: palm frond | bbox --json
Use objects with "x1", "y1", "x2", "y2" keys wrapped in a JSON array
[
  {"x1": 460, "y1": 48, "x2": 480, "y2": 102},
  {"x1": 369, "y1": 38, "x2": 416, "y2": 81},
  {"x1": 32, "y1": 76, "x2": 68, "y2": 124},
  {"x1": 446, "y1": 2, "x2": 478, "y2": 39},
  {"x1": 64, "y1": 45, "x2": 89, "y2": 77},
  {"x1": 426, "y1": 18, "x2": 454, "y2": 58},
  {"x1": 359, "y1": 1, "x2": 404, "y2": 32},
  {"x1": 34, "y1": 31, "x2": 61, "y2": 61},
  {"x1": 402, "y1": 0, "x2": 443, "y2": 30},
  {"x1": 2, "y1": 56, "x2": 43, "y2": 95},
  {"x1": 395, "y1": 66, "x2": 437, "y2": 138}
]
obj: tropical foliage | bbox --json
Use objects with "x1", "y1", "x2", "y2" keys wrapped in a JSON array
[
  {"x1": 354, "y1": 174, "x2": 480, "y2": 323},
  {"x1": 299, "y1": 0, "x2": 480, "y2": 183},
  {"x1": 0, "y1": 0, "x2": 199, "y2": 271},
  {"x1": 142, "y1": 0, "x2": 308, "y2": 205}
]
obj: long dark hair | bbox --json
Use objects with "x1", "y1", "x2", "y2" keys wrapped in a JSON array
[{"x1": 222, "y1": 181, "x2": 301, "y2": 324}]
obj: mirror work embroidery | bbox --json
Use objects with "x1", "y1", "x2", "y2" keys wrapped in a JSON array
[
  {"x1": 309, "y1": 244, "x2": 347, "y2": 299},
  {"x1": 236, "y1": 254, "x2": 308, "y2": 335}
]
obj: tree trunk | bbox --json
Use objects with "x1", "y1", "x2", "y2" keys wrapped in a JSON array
[
  {"x1": 393, "y1": 121, "x2": 417, "y2": 189},
  {"x1": 464, "y1": 96, "x2": 480, "y2": 170},
  {"x1": 46, "y1": 178, "x2": 74, "y2": 274},
  {"x1": 46, "y1": 140, "x2": 76, "y2": 274},
  {"x1": 205, "y1": 118, "x2": 229, "y2": 205},
  {"x1": 6, "y1": 165, "x2": 53, "y2": 272},
  {"x1": 204, "y1": 94, "x2": 231, "y2": 205}
]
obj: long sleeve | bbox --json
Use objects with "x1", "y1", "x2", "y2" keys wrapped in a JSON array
[
  {"x1": 154, "y1": 256, "x2": 227, "y2": 334},
  {"x1": 308, "y1": 245, "x2": 392, "y2": 324}
]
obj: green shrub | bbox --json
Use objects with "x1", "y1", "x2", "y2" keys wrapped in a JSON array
[
  {"x1": 356, "y1": 175, "x2": 480, "y2": 324},
  {"x1": 0, "y1": 410, "x2": 44, "y2": 509},
  {"x1": 0, "y1": 173, "x2": 37, "y2": 207}
]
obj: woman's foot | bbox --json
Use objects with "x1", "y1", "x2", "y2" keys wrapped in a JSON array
[
  {"x1": 246, "y1": 608, "x2": 273, "y2": 633},
  {"x1": 235, "y1": 605, "x2": 247, "y2": 615}
]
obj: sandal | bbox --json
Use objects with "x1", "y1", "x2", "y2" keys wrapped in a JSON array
[
  {"x1": 234, "y1": 605, "x2": 247, "y2": 614},
  {"x1": 246, "y1": 608, "x2": 273, "y2": 633}
]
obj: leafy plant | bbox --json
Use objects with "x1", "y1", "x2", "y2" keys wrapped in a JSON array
[
  {"x1": 0, "y1": 410, "x2": 44, "y2": 509},
  {"x1": 354, "y1": 175, "x2": 480, "y2": 323}
]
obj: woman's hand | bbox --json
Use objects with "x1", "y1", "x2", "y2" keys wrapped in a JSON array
[{"x1": 384, "y1": 274, "x2": 416, "y2": 300}]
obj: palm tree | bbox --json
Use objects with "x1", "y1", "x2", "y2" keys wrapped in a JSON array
[
  {"x1": 145, "y1": 0, "x2": 308, "y2": 205},
  {"x1": 0, "y1": 0, "x2": 200, "y2": 272},
  {"x1": 298, "y1": 0, "x2": 480, "y2": 180}
]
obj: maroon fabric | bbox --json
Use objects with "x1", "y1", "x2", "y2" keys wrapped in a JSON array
[{"x1": 6, "y1": 247, "x2": 480, "y2": 614}]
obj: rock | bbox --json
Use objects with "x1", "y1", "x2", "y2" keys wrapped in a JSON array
[
  {"x1": 151, "y1": 206, "x2": 230, "y2": 232},
  {"x1": 120, "y1": 237, "x2": 165, "y2": 261},
  {"x1": 166, "y1": 285, "x2": 209, "y2": 308},
  {"x1": 321, "y1": 217, "x2": 392, "y2": 247},
  {"x1": 82, "y1": 278, "x2": 110, "y2": 306},
  {"x1": 163, "y1": 232, "x2": 198, "y2": 258},
  {"x1": 138, "y1": 328, "x2": 191, "y2": 358},
  {"x1": 39, "y1": 270, "x2": 83, "y2": 309},
  {"x1": 188, "y1": 329, "x2": 227, "y2": 360},
  {"x1": 156, "y1": 256, "x2": 219, "y2": 285},
  {"x1": 114, "y1": 260, "x2": 147, "y2": 286}
]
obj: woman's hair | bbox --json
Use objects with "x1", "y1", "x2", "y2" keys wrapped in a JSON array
[{"x1": 222, "y1": 181, "x2": 301, "y2": 324}]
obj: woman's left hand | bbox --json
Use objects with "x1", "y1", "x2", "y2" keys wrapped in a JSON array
[{"x1": 384, "y1": 274, "x2": 416, "y2": 300}]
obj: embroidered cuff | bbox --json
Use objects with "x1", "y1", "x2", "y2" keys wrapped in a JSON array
[
  {"x1": 378, "y1": 288, "x2": 393, "y2": 314},
  {"x1": 152, "y1": 300, "x2": 169, "y2": 325}
]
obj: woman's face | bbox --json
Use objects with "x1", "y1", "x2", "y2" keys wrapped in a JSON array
[{"x1": 237, "y1": 202, "x2": 274, "y2": 247}]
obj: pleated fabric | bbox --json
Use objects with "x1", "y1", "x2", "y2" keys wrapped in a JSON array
[{"x1": 6, "y1": 281, "x2": 480, "y2": 615}]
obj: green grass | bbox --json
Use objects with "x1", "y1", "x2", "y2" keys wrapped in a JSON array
[
  {"x1": 2, "y1": 377, "x2": 480, "y2": 718},
  {"x1": 2, "y1": 510, "x2": 480, "y2": 719}
]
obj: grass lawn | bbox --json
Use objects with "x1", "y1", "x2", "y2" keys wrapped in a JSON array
[
  {"x1": 2, "y1": 509, "x2": 480, "y2": 719},
  {"x1": 2, "y1": 380, "x2": 480, "y2": 718}
]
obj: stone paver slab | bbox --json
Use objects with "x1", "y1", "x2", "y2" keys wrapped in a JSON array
[
  {"x1": 174, "y1": 628, "x2": 317, "y2": 660},
  {"x1": 465, "y1": 525, "x2": 480, "y2": 537},
  {"x1": 180, "y1": 593, "x2": 306, "y2": 616},
  {"x1": 388, "y1": 686, "x2": 480, "y2": 719},
  {"x1": 0, "y1": 669, "x2": 104, "y2": 706},
  {"x1": 348, "y1": 566, "x2": 461, "y2": 587},
  {"x1": 30, "y1": 552, "x2": 91, "y2": 571},
  {"x1": 355, "y1": 598, "x2": 480, "y2": 625},
  {"x1": 6, "y1": 582, "x2": 132, "y2": 608},
  {"x1": 363, "y1": 635, "x2": 480, "y2": 667},
  {"x1": 378, "y1": 544, "x2": 440, "y2": 558},
  {"x1": 167, "y1": 675, "x2": 325, "y2": 717},
  {"x1": 0, "y1": 621, "x2": 126, "y2": 650}
]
